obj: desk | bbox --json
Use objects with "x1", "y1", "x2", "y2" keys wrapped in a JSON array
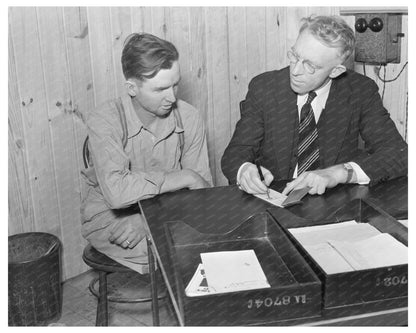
[{"x1": 140, "y1": 177, "x2": 408, "y2": 326}]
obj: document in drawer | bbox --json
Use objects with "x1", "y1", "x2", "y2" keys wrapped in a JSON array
[
  {"x1": 200, "y1": 250, "x2": 270, "y2": 294},
  {"x1": 289, "y1": 221, "x2": 408, "y2": 274}
]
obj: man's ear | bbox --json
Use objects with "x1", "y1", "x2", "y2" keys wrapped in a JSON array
[
  {"x1": 329, "y1": 64, "x2": 347, "y2": 79},
  {"x1": 125, "y1": 80, "x2": 138, "y2": 97}
]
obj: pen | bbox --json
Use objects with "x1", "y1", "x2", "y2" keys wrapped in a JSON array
[{"x1": 255, "y1": 160, "x2": 271, "y2": 199}]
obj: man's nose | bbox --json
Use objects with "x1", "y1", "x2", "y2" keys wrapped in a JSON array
[
  {"x1": 291, "y1": 60, "x2": 303, "y2": 76},
  {"x1": 165, "y1": 87, "x2": 176, "y2": 102}
]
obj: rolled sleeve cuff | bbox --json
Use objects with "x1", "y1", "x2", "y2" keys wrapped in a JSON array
[
  {"x1": 236, "y1": 162, "x2": 251, "y2": 185},
  {"x1": 349, "y1": 162, "x2": 370, "y2": 185}
]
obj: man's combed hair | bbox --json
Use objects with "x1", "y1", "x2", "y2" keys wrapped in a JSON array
[
  {"x1": 121, "y1": 33, "x2": 179, "y2": 80},
  {"x1": 300, "y1": 15, "x2": 355, "y2": 62}
]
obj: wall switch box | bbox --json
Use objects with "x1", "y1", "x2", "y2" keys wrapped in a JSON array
[{"x1": 354, "y1": 13, "x2": 403, "y2": 64}]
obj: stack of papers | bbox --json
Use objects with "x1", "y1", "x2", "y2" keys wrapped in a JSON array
[
  {"x1": 327, "y1": 233, "x2": 408, "y2": 270},
  {"x1": 289, "y1": 221, "x2": 408, "y2": 274},
  {"x1": 185, "y1": 250, "x2": 270, "y2": 297}
]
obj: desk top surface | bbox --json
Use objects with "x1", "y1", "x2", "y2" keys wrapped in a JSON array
[
  {"x1": 141, "y1": 177, "x2": 407, "y2": 234},
  {"x1": 139, "y1": 177, "x2": 408, "y2": 326}
]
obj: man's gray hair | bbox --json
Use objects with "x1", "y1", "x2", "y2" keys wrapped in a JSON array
[{"x1": 299, "y1": 15, "x2": 355, "y2": 62}]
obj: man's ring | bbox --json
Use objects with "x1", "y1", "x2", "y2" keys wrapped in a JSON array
[{"x1": 126, "y1": 240, "x2": 131, "y2": 245}]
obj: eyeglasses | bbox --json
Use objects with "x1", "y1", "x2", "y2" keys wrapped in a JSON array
[{"x1": 287, "y1": 48, "x2": 322, "y2": 75}]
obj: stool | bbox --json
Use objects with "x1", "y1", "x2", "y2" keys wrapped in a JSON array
[{"x1": 82, "y1": 244, "x2": 162, "y2": 326}]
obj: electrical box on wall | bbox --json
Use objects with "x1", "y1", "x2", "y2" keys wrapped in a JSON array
[{"x1": 354, "y1": 13, "x2": 404, "y2": 64}]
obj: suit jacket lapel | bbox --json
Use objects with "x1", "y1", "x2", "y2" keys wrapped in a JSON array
[
  {"x1": 317, "y1": 75, "x2": 353, "y2": 167},
  {"x1": 270, "y1": 72, "x2": 298, "y2": 179}
]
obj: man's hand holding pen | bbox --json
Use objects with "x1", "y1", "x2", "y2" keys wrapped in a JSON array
[
  {"x1": 255, "y1": 160, "x2": 271, "y2": 199},
  {"x1": 238, "y1": 162, "x2": 274, "y2": 196}
]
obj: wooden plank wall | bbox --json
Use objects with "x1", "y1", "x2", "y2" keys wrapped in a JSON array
[{"x1": 8, "y1": 7, "x2": 408, "y2": 279}]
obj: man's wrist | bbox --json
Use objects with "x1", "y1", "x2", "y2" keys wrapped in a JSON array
[{"x1": 327, "y1": 164, "x2": 352, "y2": 185}]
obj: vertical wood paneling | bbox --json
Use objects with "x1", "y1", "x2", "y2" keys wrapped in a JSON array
[
  {"x1": 87, "y1": 7, "x2": 117, "y2": 104},
  {"x1": 266, "y1": 7, "x2": 287, "y2": 71},
  {"x1": 9, "y1": 7, "x2": 61, "y2": 236},
  {"x1": 9, "y1": 7, "x2": 408, "y2": 279},
  {"x1": 307, "y1": 6, "x2": 337, "y2": 16},
  {"x1": 8, "y1": 26, "x2": 36, "y2": 235},
  {"x1": 131, "y1": 7, "x2": 152, "y2": 33},
  {"x1": 286, "y1": 7, "x2": 308, "y2": 49},
  {"x1": 228, "y1": 7, "x2": 248, "y2": 132},
  {"x1": 205, "y1": 7, "x2": 230, "y2": 186},
  {"x1": 342, "y1": 14, "x2": 356, "y2": 71},
  {"x1": 170, "y1": 7, "x2": 192, "y2": 103},
  {"x1": 246, "y1": 7, "x2": 267, "y2": 81},
  {"x1": 62, "y1": 6, "x2": 94, "y2": 192},
  {"x1": 150, "y1": 7, "x2": 168, "y2": 38},
  {"x1": 62, "y1": 6, "x2": 96, "y2": 276},
  {"x1": 110, "y1": 7, "x2": 133, "y2": 97},
  {"x1": 188, "y1": 7, "x2": 209, "y2": 131},
  {"x1": 37, "y1": 7, "x2": 83, "y2": 277}
]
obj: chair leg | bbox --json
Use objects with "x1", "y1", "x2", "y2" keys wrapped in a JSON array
[
  {"x1": 147, "y1": 237, "x2": 160, "y2": 326},
  {"x1": 96, "y1": 271, "x2": 109, "y2": 326}
]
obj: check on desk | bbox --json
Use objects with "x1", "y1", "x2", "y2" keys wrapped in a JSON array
[
  {"x1": 254, "y1": 187, "x2": 310, "y2": 207},
  {"x1": 254, "y1": 189, "x2": 287, "y2": 207}
]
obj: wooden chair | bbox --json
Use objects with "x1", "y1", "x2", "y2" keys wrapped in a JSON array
[
  {"x1": 81, "y1": 137, "x2": 163, "y2": 326},
  {"x1": 239, "y1": 100, "x2": 246, "y2": 114}
]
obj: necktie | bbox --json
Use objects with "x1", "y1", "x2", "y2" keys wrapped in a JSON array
[{"x1": 297, "y1": 91, "x2": 320, "y2": 175}]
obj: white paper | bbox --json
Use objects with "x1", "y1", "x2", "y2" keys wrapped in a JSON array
[
  {"x1": 289, "y1": 222, "x2": 407, "y2": 274},
  {"x1": 200, "y1": 250, "x2": 270, "y2": 294},
  {"x1": 289, "y1": 220, "x2": 359, "y2": 234},
  {"x1": 328, "y1": 233, "x2": 408, "y2": 270},
  {"x1": 303, "y1": 243, "x2": 355, "y2": 274},
  {"x1": 289, "y1": 221, "x2": 381, "y2": 246},
  {"x1": 254, "y1": 189, "x2": 287, "y2": 207}
]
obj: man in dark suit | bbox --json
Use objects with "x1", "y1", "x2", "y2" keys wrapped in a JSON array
[{"x1": 221, "y1": 15, "x2": 407, "y2": 196}]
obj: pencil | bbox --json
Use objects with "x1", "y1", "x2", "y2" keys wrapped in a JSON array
[{"x1": 255, "y1": 160, "x2": 271, "y2": 199}]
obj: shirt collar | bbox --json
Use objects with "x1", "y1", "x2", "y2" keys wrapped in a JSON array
[
  {"x1": 297, "y1": 79, "x2": 332, "y2": 110},
  {"x1": 122, "y1": 93, "x2": 183, "y2": 139},
  {"x1": 121, "y1": 93, "x2": 143, "y2": 138}
]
